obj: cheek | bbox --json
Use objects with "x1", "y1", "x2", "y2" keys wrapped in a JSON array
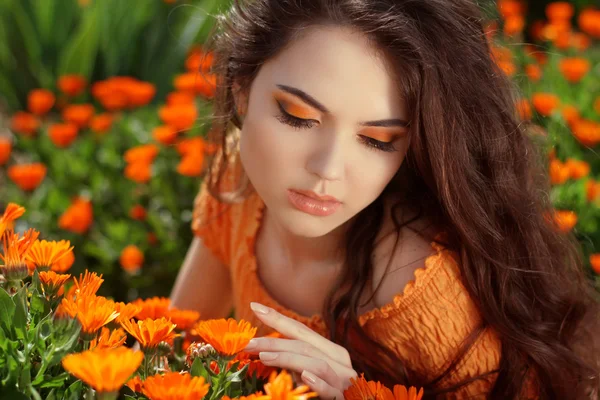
[{"x1": 348, "y1": 154, "x2": 404, "y2": 204}]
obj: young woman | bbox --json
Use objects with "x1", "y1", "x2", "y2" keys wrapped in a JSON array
[{"x1": 170, "y1": 0, "x2": 600, "y2": 398}]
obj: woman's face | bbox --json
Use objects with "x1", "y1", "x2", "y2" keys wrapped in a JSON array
[{"x1": 238, "y1": 25, "x2": 410, "y2": 238}]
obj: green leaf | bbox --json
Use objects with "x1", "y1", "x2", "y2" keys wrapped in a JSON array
[
  {"x1": 31, "y1": 0, "x2": 56, "y2": 44},
  {"x1": 0, "y1": 287, "x2": 15, "y2": 335},
  {"x1": 57, "y1": 4, "x2": 99, "y2": 77},
  {"x1": 12, "y1": 285, "x2": 29, "y2": 341},
  {"x1": 39, "y1": 372, "x2": 71, "y2": 389},
  {"x1": 190, "y1": 358, "x2": 209, "y2": 380},
  {"x1": 64, "y1": 380, "x2": 83, "y2": 400}
]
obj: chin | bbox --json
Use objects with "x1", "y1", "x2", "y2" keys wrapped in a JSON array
[{"x1": 277, "y1": 210, "x2": 348, "y2": 238}]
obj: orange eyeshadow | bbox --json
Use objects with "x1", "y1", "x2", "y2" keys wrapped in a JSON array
[
  {"x1": 360, "y1": 127, "x2": 406, "y2": 143},
  {"x1": 273, "y1": 91, "x2": 321, "y2": 120}
]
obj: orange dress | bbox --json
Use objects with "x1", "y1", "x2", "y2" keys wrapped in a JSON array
[{"x1": 191, "y1": 181, "x2": 534, "y2": 399}]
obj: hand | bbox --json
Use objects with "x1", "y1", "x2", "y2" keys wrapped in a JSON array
[{"x1": 245, "y1": 302, "x2": 358, "y2": 400}]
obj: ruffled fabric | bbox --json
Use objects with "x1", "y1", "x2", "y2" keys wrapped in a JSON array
[{"x1": 191, "y1": 183, "x2": 516, "y2": 398}]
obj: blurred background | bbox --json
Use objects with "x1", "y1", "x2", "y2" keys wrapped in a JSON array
[{"x1": 0, "y1": 0, "x2": 599, "y2": 302}]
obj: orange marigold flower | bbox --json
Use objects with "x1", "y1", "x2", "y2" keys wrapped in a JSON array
[
  {"x1": 578, "y1": 8, "x2": 600, "y2": 38},
  {"x1": 549, "y1": 159, "x2": 570, "y2": 185},
  {"x1": 158, "y1": 103, "x2": 198, "y2": 131},
  {"x1": 153, "y1": 125, "x2": 180, "y2": 145},
  {"x1": 128, "y1": 81, "x2": 156, "y2": 108},
  {"x1": 176, "y1": 137, "x2": 205, "y2": 156},
  {"x1": 561, "y1": 105, "x2": 580, "y2": 127},
  {"x1": 58, "y1": 197, "x2": 93, "y2": 234},
  {"x1": 167, "y1": 91, "x2": 196, "y2": 106},
  {"x1": 0, "y1": 228, "x2": 40, "y2": 281},
  {"x1": 7, "y1": 163, "x2": 47, "y2": 191},
  {"x1": 552, "y1": 210, "x2": 578, "y2": 233},
  {"x1": 132, "y1": 297, "x2": 171, "y2": 320},
  {"x1": 174, "y1": 72, "x2": 217, "y2": 99},
  {"x1": 48, "y1": 123, "x2": 79, "y2": 148},
  {"x1": 570, "y1": 33, "x2": 591, "y2": 51},
  {"x1": 167, "y1": 308, "x2": 201, "y2": 331},
  {"x1": 559, "y1": 58, "x2": 590, "y2": 83},
  {"x1": 185, "y1": 48, "x2": 214, "y2": 73},
  {"x1": 232, "y1": 351, "x2": 276, "y2": 380},
  {"x1": 38, "y1": 271, "x2": 71, "y2": 295},
  {"x1": 571, "y1": 119, "x2": 600, "y2": 147},
  {"x1": 590, "y1": 254, "x2": 600, "y2": 274},
  {"x1": 497, "y1": 0, "x2": 524, "y2": 19},
  {"x1": 126, "y1": 375, "x2": 144, "y2": 393},
  {"x1": 177, "y1": 153, "x2": 204, "y2": 177},
  {"x1": 114, "y1": 302, "x2": 142, "y2": 323},
  {"x1": 90, "y1": 113, "x2": 114, "y2": 133},
  {"x1": 92, "y1": 77, "x2": 156, "y2": 110},
  {"x1": 10, "y1": 112, "x2": 40, "y2": 136},
  {"x1": 193, "y1": 318, "x2": 257, "y2": 355},
  {"x1": 53, "y1": 248, "x2": 75, "y2": 273},
  {"x1": 0, "y1": 137, "x2": 12, "y2": 165},
  {"x1": 532, "y1": 93, "x2": 560, "y2": 117},
  {"x1": 222, "y1": 394, "x2": 269, "y2": 400},
  {"x1": 124, "y1": 144, "x2": 160, "y2": 164},
  {"x1": 89, "y1": 327, "x2": 128, "y2": 350},
  {"x1": 344, "y1": 374, "x2": 391, "y2": 400},
  {"x1": 28, "y1": 89, "x2": 55, "y2": 116},
  {"x1": 390, "y1": 385, "x2": 425, "y2": 400},
  {"x1": 120, "y1": 245, "x2": 144, "y2": 273},
  {"x1": 62, "y1": 103, "x2": 95, "y2": 128},
  {"x1": 61, "y1": 294, "x2": 118, "y2": 334},
  {"x1": 125, "y1": 162, "x2": 153, "y2": 183},
  {"x1": 263, "y1": 370, "x2": 318, "y2": 400},
  {"x1": 62, "y1": 347, "x2": 143, "y2": 393},
  {"x1": 26, "y1": 239, "x2": 73, "y2": 271},
  {"x1": 130, "y1": 205, "x2": 147, "y2": 220},
  {"x1": 0, "y1": 203, "x2": 25, "y2": 237},
  {"x1": 72, "y1": 270, "x2": 104, "y2": 298},
  {"x1": 503, "y1": 15, "x2": 525, "y2": 36},
  {"x1": 587, "y1": 180, "x2": 600, "y2": 202},
  {"x1": 142, "y1": 371, "x2": 209, "y2": 400},
  {"x1": 121, "y1": 317, "x2": 177, "y2": 349},
  {"x1": 58, "y1": 75, "x2": 87, "y2": 97},
  {"x1": 516, "y1": 99, "x2": 532, "y2": 120},
  {"x1": 495, "y1": 60, "x2": 516, "y2": 77},
  {"x1": 524, "y1": 64, "x2": 542, "y2": 82},
  {"x1": 564, "y1": 158, "x2": 590, "y2": 180},
  {"x1": 546, "y1": 2, "x2": 574, "y2": 22}
]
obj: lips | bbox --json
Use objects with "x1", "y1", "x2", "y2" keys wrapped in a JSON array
[
  {"x1": 287, "y1": 189, "x2": 342, "y2": 217},
  {"x1": 291, "y1": 189, "x2": 340, "y2": 203}
]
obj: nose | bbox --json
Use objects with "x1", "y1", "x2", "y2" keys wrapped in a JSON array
[{"x1": 305, "y1": 133, "x2": 345, "y2": 182}]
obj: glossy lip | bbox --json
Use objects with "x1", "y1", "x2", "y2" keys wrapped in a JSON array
[
  {"x1": 291, "y1": 189, "x2": 341, "y2": 203},
  {"x1": 287, "y1": 189, "x2": 342, "y2": 217}
]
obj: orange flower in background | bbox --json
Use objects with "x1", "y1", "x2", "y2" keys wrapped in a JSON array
[
  {"x1": 222, "y1": 394, "x2": 269, "y2": 400},
  {"x1": 263, "y1": 370, "x2": 318, "y2": 400},
  {"x1": 0, "y1": 202, "x2": 25, "y2": 237},
  {"x1": 503, "y1": 15, "x2": 525, "y2": 37},
  {"x1": 121, "y1": 317, "x2": 178, "y2": 349},
  {"x1": 497, "y1": 0, "x2": 524, "y2": 20},
  {"x1": 27, "y1": 89, "x2": 55, "y2": 116},
  {"x1": 158, "y1": 103, "x2": 198, "y2": 131},
  {"x1": 193, "y1": 318, "x2": 257, "y2": 355},
  {"x1": 125, "y1": 162, "x2": 153, "y2": 183},
  {"x1": 167, "y1": 309, "x2": 201, "y2": 331},
  {"x1": 0, "y1": 228, "x2": 40, "y2": 281},
  {"x1": 176, "y1": 136, "x2": 206, "y2": 156},
  {"x1": 58, "y1": 75, "x2": 87, "y2": 97},
  {"x1": 516, "y1": 99, "x2": 532, "y2": 120},
  {"x1": 48, "y1": 123, "x2": 79, "y2": 148},
  {"x1": 10, "y1": 112, "x2": 40, "y2": 136},
  {"x1": 549, "y1": 159, "x2": 570, "y2": 185},
  {"x1": 26, "y1": 239, "x2": 73, "y2": 271},
  {"x1": 167, "y1": 91, "x2": 196, "y2": 106},
  {"x1": 124, "y1": 144, "x2": 160, "y2": 164},
  {"x1": 72, "y1": 270, "x2": 104, "y2": 298},
  {"x1": 0, "y1": 137, "x2": 11, "y2": 165},
  {"x1": 595, "y1": 97, "x2": 600, "y2": 115},
  {"x1": 524, "y1": 64, "x2": 542, "y2": 82},
  {"x1": 7, "y1": 163, "x2": 47, "y2": 191},
  {"x1": 90, "y1": 113, "x2": 114, "y2": 133},
  {"x1": 571, "y1": 119, "x2": 600, "y2": 147},
  {"x1": 177, "y1": 153, "x2": 204, "y2": 177},
  {"x1": 552, "y1": 210, "x2": 577, "y2": 233},
  {"x1": 114, "y1": 302, "x2": 141, "y2": 323},
  {"x1": 58, "y1": 197, "x2": 93, "y2": 234},
  {"x1": 532, "y1": 93, "x2": 560, "y2": 117},
  {"x1": 53, "y1": 249, "x2": 75, "y2": 273},
  {"x1": 587, "y1": 180, "x2": 600, "y2": 202},
  {"x1": 126, "y1": 375, "x2": 144, "y2": 393},
  {"x1": 38, "y1": 271, "x2": 71, "y2": 294},
  {"x1": 561, "y1": 105, "x2": 580, "y2": 127},
  {"x1": 92, "y1": 77, "x2": 156, "y2": 110},
  {"x1": 174, "y1": 72, "x2": 217, "y2": 99},
  {"x1": 128, "y1": 81, "x2": 157, "y2": 108},
  {"x1": 589, "y1": 254, "x2": 600, "y2": 274},
  {"x1": 142, "y1": 371, "x2": 210, "y2": 400},
  {"x1": 233, "y1": 352, "x2": 276, "y2": 381},
  {"x1": 120, "y1": 245, "x2": 144, "y2": 273},
  {"x1": 344, "y1": 374, "x2": 424, "y2": 400},
  {"x1": 570, "y1": 33, "x2": 591, "y2": 51},
  {"x1": 62, "y1": 347, "x2": 144, "y2": 393},
  {"x1": 185, "y1": 48, "x2": 214, "y2": 73},
  {"x1": 559, "y1": 58, "x2": 590, "y2": 83},
  {"x1": 153, "y1": 125, "x2": 180, "y2": 145},
  {"x1": 564, "y1": 159, "x2": 590, "y2": 180},
  {"x1": 62, "y1": 103, "x2": 95, "y2": 128},
  {"x1": 130, "y1": 205, "x2": 147, "y2": 220},
  {"x1": 89, "y1": 327, "x2": 128, "y2": 350},
  {"x1": 61, "y1": 294, "x2": 118, "y2": 334},
  {"x1": 132, "y1": 297, "x2": 171, "y2": 320},
  {"x1": 495, "y1": 60, "x2": 516, "y2": 77},
  {"x1": 578, "y1": 8, "x2": 600, "y2": 38},
  {"x1": 545, "y1": 2, "x2": 574, "y2": 22}
]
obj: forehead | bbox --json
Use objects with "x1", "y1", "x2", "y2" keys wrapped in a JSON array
[{"x1": 253, "y1": 25, "x2": 405, "y2": 118}]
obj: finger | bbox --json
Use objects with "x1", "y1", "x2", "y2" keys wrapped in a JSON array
[
  {"x1": 301, "y1": 370, "x2": 344, "y2": 400},
  {"x1": 245, "y1": 337, "x2": 349, "y2": 374},
  {"x1": 250, "y1": 302, "x2": 351, "y2": 366},
  {"x1": 259, "y1": 351, "x2": 342, "y2": 389}
]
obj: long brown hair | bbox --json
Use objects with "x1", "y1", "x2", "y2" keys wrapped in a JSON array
[{"x1": 199, "y1": 0, "x2": 600, "y2": 398}]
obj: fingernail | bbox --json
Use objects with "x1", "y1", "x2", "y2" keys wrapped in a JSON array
[
  {"x1": 302, "y1": 370, "x2": 317, "y2": 384},
  {"x1": 245, "y1": 338, "x2": 257, "y2": 350},
  {"x1": 259, "y1": 352, "x2": 278, "y2": 361},
  {"x1": 250, "y1": 302, "x2": 271, "y2": 315}
]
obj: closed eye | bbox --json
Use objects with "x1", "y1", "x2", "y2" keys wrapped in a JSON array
[{"x1": 275, "y1": 101, "x2": 319, "y2": 130}]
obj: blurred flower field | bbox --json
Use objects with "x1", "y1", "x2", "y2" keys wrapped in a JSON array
[{"x1": 0, "y1": 0, "x2": 600, "y2": 307}]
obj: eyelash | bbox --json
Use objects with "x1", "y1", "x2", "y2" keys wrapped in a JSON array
[{"x1": 275, "y1": 102, "x2": 398, "y2": 153}]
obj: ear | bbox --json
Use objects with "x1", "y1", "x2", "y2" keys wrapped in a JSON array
[{"x1": 232, "y1": 81, "x2": 249, "y2": 116}]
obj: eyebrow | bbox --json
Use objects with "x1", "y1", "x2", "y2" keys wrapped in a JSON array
[{"x1": 275, "y1": 84, "x2": 410, "y2": 128}]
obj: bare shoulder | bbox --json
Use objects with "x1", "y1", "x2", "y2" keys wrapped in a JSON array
[{"x1": 369, "y1": 199, "x2": 442, "y2": 308}]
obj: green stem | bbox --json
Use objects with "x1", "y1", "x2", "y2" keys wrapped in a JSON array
[{"x1": 96, "y1": 391, "x2": 118, "y2": 400}]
